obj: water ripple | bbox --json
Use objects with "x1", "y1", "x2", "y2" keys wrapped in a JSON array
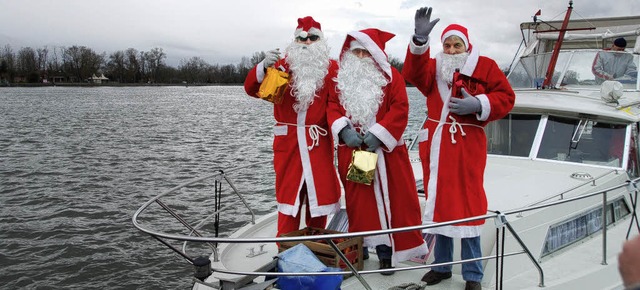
[{"x1": 0, "y1": 86, "x2": 425, "y2": 289}]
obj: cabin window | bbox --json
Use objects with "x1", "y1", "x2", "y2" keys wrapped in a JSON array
[
  {"x1": 541, "y1": 197, "x2": 630, "y2": 257},
  {"x1": 507, "y1": 51, "x2": 639, "y2": 90},
  {"x1": 487, "y1": 114, "x2": 540, "y2": 157},
  {"x1": 537, "y1": 116, "x2": 626, "y2": 167}
]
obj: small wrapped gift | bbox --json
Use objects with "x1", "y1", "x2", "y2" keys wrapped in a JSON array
[
  {"x1": 257, "y1": 67, "x2": 289, "y2": 104},
  {"x1": 346, "y1": 150, "x2": 378, "y2": 185}
]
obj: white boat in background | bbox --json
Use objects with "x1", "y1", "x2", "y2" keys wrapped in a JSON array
[{"x1": 133, "y1": 3, "x2": 640, "y2": 289}]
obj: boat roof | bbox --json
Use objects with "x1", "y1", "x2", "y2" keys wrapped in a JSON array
[
  {"x1": 519, "y1": 15, "x2": 640, "y2": 51},
  {"x1": 512, "y1": 88, "x2": 640, "y2": 123}
]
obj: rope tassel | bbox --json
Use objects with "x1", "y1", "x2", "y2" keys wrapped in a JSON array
[
  {"x1": 448, "y1": 116, "x2": 466, "y2": 144},
  {"x1": 307, "y1": 125, "x2": 327, "y2": 150}
]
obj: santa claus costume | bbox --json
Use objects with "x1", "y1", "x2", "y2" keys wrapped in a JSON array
[
  {"x1": 402, "y1": 24, "x2": 515, "y2": 282},
  {"x1": 328, "y1": 28, "x2": 427, "y2": 267},
  {"x1": 244, "y1": 16, "x2": 341, "y2": 236}
]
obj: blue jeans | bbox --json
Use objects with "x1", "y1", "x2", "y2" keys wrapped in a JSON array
[{"x1": 431, "y1": 234, "x2": 483, "y2": 282}]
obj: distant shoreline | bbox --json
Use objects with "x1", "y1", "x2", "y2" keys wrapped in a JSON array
[
  {"x1": 1, "y1": 82, "x2": 417, "y2": 88},
  {"x1": 0, "y1": 82, "x2": 243, "y2": 87}
]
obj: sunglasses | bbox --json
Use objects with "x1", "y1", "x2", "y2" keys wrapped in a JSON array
[{"x1": 296, "y1": 35, "x2": 320, "y2": 42}]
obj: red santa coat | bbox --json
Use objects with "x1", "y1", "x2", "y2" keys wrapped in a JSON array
[
  {"x1": 244, "y1": 59, "x2": 341, "y2": 218},
  {"x1": 328, "y1": 67, "x2": 426, "y2": 264},
  {"x1": 402, "y1": 42, "x2": 515, "y2": 238}
]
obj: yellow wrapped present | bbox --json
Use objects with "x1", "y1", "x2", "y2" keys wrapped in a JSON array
[{"x1": 257, "y1": 67, "x2": 289, "y2": 104}]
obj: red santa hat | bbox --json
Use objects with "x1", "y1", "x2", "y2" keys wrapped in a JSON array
[
  {"x1": 441, "y1": 24, "x2": 472, "y2": 52},
  {"x1": 340, "y1": 28, "x2": 395, "y2": 79},
  {"x1": 294, "y1": 16, "x2": 324, "y2": 39}
]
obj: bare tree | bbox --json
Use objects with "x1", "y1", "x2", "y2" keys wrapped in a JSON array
[
  {"x1": 107, "y1": 50, "x2": 126, "y2": 83},
  {"x1": 250, "y1": 51, "x2": 266, "y2": 66},
  {"x1": 47, "y1": 46, "x2": 64, "y2": 77},
  {"x1": 388, "y1": 55, "x2": 403, "y2": 72},
  {"x1": 237, "y1": 56, "x2": 252, "y2": 81},
  {"x1": 0, "y1": 44, "x2": 16, "y2": 81},
  {"x1": 125, "y1": 48, "x2": 140, "y2": 83},
  {"x1": 17, "y1": 47, "x2": 38, "y2": 82},
  {"x1": 146, "y1": 47, "x2": 166, "y2": 83},
  {"x1": 63, "y1": 45, "x2": 105, "y2": 82},
  {"x1": 179, "y1": 56, "x2": 210, "y2": 83}
]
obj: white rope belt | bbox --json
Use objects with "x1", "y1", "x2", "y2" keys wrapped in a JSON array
[
  {"x1": 276, "y1": 122, "x2": 327, "y2": 150},
  {"x1": 428, "y1": 117, "x2": 483, "y2": 144}
]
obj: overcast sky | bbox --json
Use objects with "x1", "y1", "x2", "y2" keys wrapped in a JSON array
[{"x1": 1, "y1": 0, "x2": 639, "y2": 68}]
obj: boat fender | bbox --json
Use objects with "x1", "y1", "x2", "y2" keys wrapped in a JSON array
[
  {"x1": 193, "y1": 256, "x2": 212, "y2": 281},
  {"x1": 600, "y1": 80, "x2": 623, "y2": 104}
]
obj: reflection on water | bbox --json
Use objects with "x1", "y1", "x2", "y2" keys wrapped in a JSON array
[{"x1": 0, "y1": 86, "x2": 424, "y2": 289}]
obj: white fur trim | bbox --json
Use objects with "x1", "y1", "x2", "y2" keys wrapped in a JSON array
[
  {"x1": 441, "y1": 30, "x2": 469, "y2": 52},
  {"x1": 296, "y1": 110, "x2": 321, "y2": 216},
  {"x1": 460, "y1": 48, "x2": 479, "y2": 77},
  {"x1": 278, "y1": 203, "x2": 298, "y2": 217},
  {"x1": 476, "y1": 93, "x2": 490, "y2": 121},
  {"x1": 394, "y1": 242, "x2": 428, "y2": 264},
  {"x1": 367, "y1": 123, "x2": 398, "y2": 151},
  {"x1": 435, "y1": 53, "x2": 453, "y2": 105},
  {"x1": 425, "y1": 224, "x2": 482, "y2": 239},
  {"x1": 373, "y1": 155, "x2": 388, "y2": 232},
  {"x1": 364, "y1": 235, "x2": 391, "y2": 248},
  {"x1": 423, "y1": 53, "x2": 450, "y2": 224},
  {"x1": 409, "y1": 36, "x2": 430, "y2": 55},
  {"x1": 294, "y1": 27, "x2": 324, "y2": 39},
  {"x1": 257, "y1": 61, "x2": 266, "y2": 82},
  {"x1": 310, "y1": 203, "x2": 341, "y2": 217},
  {"x1": 280, "y1": 175, "x2": 303, "y2": 217},
  {"x1": 331, "y1": 116, "x2": 351, "y2": 144},
  {"x1": 350, "y1": 40, "x2": 365, "y2": 51},
  {"x1": 348, "y1": 31, "x2": 392, "y2": 81}
]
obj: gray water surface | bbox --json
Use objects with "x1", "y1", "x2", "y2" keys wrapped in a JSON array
[{"x1": 0, "y1": 86, "x2": 424, "y2": 289}]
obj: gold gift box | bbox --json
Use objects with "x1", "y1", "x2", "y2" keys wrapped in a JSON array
[
  {"x1": 257, "y1": 67, "x2": 289, "y2": 104},
  {"x1": 346, "y1": 150, "x2": 378, "y2": 185}
]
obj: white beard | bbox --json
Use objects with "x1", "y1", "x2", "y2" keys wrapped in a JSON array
[
  {"x1": 336, "y1": 53, "x2": 389, "y2": 129},
  {"x1": 437, "y1": 52, "x2": 469, "y2": 85},
  {"x1": 285, "y1": 39, "x2": 331, "y2": 112}
]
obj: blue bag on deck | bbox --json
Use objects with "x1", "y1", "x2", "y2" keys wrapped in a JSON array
[{"x1": 276, "y1": 243, "x2": 343, "y2": 290}]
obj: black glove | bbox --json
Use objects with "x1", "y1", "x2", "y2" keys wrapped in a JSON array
[
  {"x1": 339, "y1": 127, "x2": 363, "y2": 148},
  {"x1": 449, "y1": 88, "x2": 481, "y2": 115},
  {"x1": 414, "y1": 7, "x2": 440, "y2": 44},
  {"x1": 363, "y1": 132, "x2": 382, "y2": 152}
]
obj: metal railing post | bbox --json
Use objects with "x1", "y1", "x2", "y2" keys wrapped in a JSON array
[{"x1": 602, "y1": 191, "x2": 608, "y2": 265}]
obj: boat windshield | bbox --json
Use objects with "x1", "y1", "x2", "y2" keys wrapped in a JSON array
[
  {"x1": 487, "y1": 114, "x2": 540, "y2": 157},
  {"x1": 508, "y1": 50, "x2": 639, "y2": 90},
  {"x1": 487, "y1": 113, "x2": 627, "y2": 167},
  {"x1": 537, "y1": 116, "x2": 626, "y2": 167}
]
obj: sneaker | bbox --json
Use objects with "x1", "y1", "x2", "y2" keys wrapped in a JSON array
[
  {"x1": 379, "y1": 258, "x2": 395, "y2": 276},
  {"x1": 421, "y1": 270, "x2": 452, "y2": 285},
  {"x1": 465, "y1": 281, "x2": 482, "y2": 290}
]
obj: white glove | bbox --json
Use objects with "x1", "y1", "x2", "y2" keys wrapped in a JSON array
[{"x1": 262, "y1": 49, "x2": 281, "y2": 68}]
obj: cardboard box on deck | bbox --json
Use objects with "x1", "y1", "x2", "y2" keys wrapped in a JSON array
[{"x1": 278, "y1": 227, "x2": 363, "y2": 273}]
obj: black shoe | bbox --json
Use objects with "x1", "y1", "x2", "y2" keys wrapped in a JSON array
[
  {"x1": 362, "y1": 246, "x2": 369, "y2": 260},
  {"x1": 465, "y1": 281, "x2": 482, "y2": 290},
  {"x1": 421, "y1": 270, "x2": 452, "y2": 285},
  {"x1": 379, "y1": 258, "x2": 395, "y2": 276}
]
